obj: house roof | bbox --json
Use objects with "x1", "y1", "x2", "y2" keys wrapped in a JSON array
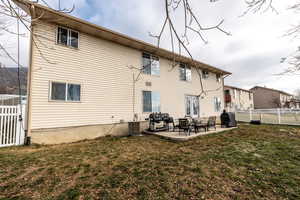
[
  {"x1": 13, "y1": 0, "x2": 231, "y2": 75},
  {"x1": 250, "y1": 86, "x2": 293, "y2": 96},
  {"x1": 224, "y1": 85, "x2": 253, "y2": 93}
]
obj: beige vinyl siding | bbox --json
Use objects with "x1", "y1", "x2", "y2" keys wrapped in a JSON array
[
  {"x1": 224, "y1": 86, "x2": 254, "y2": 111},
  {"x1": 30, "y1": 20, "x2": 224, "y2": 130},
  {"x1": 135, "y1": 63, "x2": 224, "y2": 120}
]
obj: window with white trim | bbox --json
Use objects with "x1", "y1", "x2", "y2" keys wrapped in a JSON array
[
  {"x1": 143, "y1": 91, "x2": 160, "y2": 112},
  {"x1": 179, "y1": 63, "x2": 192, "y2": 81},
  {"x1": 214, "y1": 97, "x2": 222, "y2": 112},
  {"x1": 57, "y1": 27, "x2": 79, "y2": 48},
  {"x1": 216, "y1": 74, "x2": 221, "y2": 82},
  {"x1": 202, "y1": 70, "x2": 209, "y2": 79},
  {"x1": 51, "y1": 82, "x2": 81, "y2": 102},
  {"x1": 142, "y1": 53, "x2": 160, "y2": 76}
]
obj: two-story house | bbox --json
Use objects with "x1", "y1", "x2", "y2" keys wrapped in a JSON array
[
  {"x1": 14, "y1": 0, "x2": 231, "y2": 144},
  {"x1": 250, "y1": 86, "x2": 294, "y2": 109},
  {"x1": 224, "y1": 85, "x2": 254, "y2": 112}
]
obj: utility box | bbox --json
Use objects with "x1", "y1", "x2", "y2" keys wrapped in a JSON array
[{"x1": 128, "y1": 121, "x2": 141, "y2": 136}]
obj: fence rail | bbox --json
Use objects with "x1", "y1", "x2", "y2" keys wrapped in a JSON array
[
  {"x1": 0, "y1": 105, "x2": 25, "y2": 147},
  {"x1": 236, "y1": 109, "x2": 300, "y2": 126}
]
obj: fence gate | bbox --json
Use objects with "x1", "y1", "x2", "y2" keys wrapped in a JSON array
[{"x1": 0, "y1": 105, "x2": 25, "y2": 147}]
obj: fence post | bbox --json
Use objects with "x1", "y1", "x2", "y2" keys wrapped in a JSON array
[
  {"x1": 20, "y1": 104, "x2": 25, "y2": 145},
  {"x1": 277, "y1": 108, "x2": 281, "y2": 124},
  {"x1": 16, "y1": 104, "x2": 25, "y2": 146}
]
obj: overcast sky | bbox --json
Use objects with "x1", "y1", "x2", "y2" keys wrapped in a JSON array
[{"x1": 1, "y1": 0, "x2": 299, "y2": 94}]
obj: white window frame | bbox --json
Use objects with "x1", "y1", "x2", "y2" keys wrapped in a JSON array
[
  {"x1": 142, "y1": 90, "x2": 161, "y2": 113},
  {"x1": 214, "y1": 97, "x2": 222, "y2": 112},
  {"x1": 142, "y1": 52, "x2": 160, "y2": 76},
  {"x1": 49, "y1": 81, "x2": 81, "y2": 102},
  {"x1": 56, "y1": 26, "x2": 79, "y2": 49},
  {"x1": 179, "y1": 63, "x2": 192, "y2": 82},
  {"x1": 216, "y1": 74, "x2": 221, "y2": 82},
  {"x1": 202, "y1": 70, "x2": 209, "y2": 79},
  {"x1": 185, "y1": 95, "x2": 199, "y2": 118}
]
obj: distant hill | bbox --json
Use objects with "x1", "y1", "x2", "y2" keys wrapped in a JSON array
[{"x1": 0, "y1": 67, "x2": 27, "y2": 95}]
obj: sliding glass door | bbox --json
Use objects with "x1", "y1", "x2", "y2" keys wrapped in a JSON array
[{"x1": 185, "y1": 95, "x2": 199, "y2": 118}]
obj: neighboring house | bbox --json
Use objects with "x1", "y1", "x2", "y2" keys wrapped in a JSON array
[
  {"x1": 250, "y1": 86, "x2": 294, "y2": 109},
  {"x1": 224, "y1": 85, "x2": 253, "y2": 112},
  {"x1": 14, "y1": 0, "x2": 231, "y2": 144},
  {"x1": 285, "y1": 98, "x2": 300, "y2": 109}
]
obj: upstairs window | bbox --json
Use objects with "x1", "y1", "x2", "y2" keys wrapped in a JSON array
[
  {"x1": 179, "y1": 63, "x2": 192, "y2": 82},
  {"x1": 57, "y1": 27, "x2": 79, "y2": 48},
  {"x1": 51, "y1": 82, "x2": 81, "y2": 102},
  {"x1": 142, "y1": 53, "x2": 160, "y2": 76},
  {"x1": 216, "y1": 74, "x2": 221, "y2": 82},
  {"x1": 143, "y1": 91, "x2": 160, "y2": 112},
  {"x1": 202, "y1": 70, "x2": 209, "y2": 79}
]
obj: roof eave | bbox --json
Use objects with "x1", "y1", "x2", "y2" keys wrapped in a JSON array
[{"x1": 13, "y1": 0, "x2": 231, "y2": 75}]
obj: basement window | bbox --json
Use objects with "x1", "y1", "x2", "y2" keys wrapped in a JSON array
[
  {"x1": 57, "y1": 27, "x2": 79, "y2": 48},
  {"x1": 50, "y1": 82, "x2": 81, "y2": 102}
]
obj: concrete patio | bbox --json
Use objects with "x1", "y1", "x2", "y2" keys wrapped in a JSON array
[{"x1": 143, "y1": 126, "x2": 237, "y2": 141}]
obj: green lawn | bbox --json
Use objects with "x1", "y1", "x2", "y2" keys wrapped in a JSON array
[{"x1": 1, "y1": 125, "x2": 300, "y2": 200}]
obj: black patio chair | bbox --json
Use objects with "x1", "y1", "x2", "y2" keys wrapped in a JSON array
[
  {"x1": 193, "y1": 118, "x2": 208, "y2": 133},
  {"x1": 178, "y1": 118, "x2": 192, "y2": 136}
]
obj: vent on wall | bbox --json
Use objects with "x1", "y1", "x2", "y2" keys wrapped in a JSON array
[{"x1": 145, "y1": 82, "x2": 152, "y2": 87}]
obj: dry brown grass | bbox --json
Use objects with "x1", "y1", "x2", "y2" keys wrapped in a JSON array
[{"x1": 0, "y1": 124, "x2": 300, "y2": 199}]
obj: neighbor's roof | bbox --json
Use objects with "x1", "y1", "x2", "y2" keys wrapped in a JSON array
[
  {"x1": 250, "y1": 86, "x2": 293, "y2": 96},
  {"x1": 224, "y1": 85, "x2": 253, "y2": 93},
  {"x1": 13, "y1": 0, "x2": 231, "y2": 75}
]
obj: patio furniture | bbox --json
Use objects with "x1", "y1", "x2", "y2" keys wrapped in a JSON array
[
  {"x1": 178, "y1": 118, "x2": 193, "y2": 136},
  {"x1": 207, "y1": 116, "x2": 217, "y2": 131},
  {"x1": 193, "y1": 118, "x2": 208, "y2": 133},
  {"x1": 172, "y1": 119, "x2": 180, "y2": 132}
]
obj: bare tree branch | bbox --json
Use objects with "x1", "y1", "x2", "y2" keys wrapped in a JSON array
[
  {"x1": 149, "y1": 0, "x2": 230, "y2": 97},
  {"x1": 240, "y1": 0, "x2": 278, "y2": 17}
]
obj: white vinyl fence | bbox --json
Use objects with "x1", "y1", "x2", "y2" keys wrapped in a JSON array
[
  {"x1": 236, "y1": 109, "x2": 300, "y2": 126},
  {"x1": 0, "y1": 105, "x2": 25, "y2": 147},
  {"x1": 0, "y1": 95, "x2": 27, "y2": 105}
]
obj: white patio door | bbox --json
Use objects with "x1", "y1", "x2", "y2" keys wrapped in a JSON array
[{"x1": 185, "y1": 95, "x2": 199, "y2": 118}]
